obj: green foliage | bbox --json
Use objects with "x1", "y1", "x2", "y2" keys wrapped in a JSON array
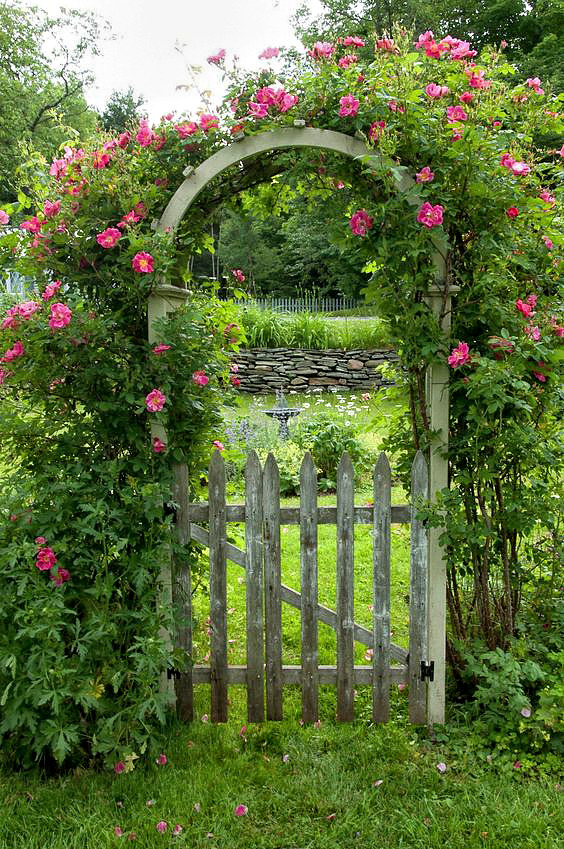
[
  {"x1": 293, "y1": 412, "x2": 365, "y2": 486},
  {"x1": 0, "y1": 1, "x2": 106, "y2": 201},
  {"x1": 100, "y1": 88, "x2": 146, "y2": 133},
  {"x1": 239, "y1": 306, "x2": 391, "y2": 349}
]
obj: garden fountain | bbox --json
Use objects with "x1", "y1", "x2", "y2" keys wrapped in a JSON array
[{"x1": 264, "y1": 389, "x2": 302, "y2": 439}]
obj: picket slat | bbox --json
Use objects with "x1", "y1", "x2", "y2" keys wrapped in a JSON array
[
  {"x1": 172, "y1": 463, "x2": 193, "y2": 721},
  {"x1": 179, "y1": 448, "x2": 431, "y2": 728},
  {"x1": 373, "y1": 452, "x2": 391, "y2": 723},
  {"x1": 300, "y1": 452, "x2": 319, "y2": 722},
  {"x1": 336, "y1": 452, "x2": 355, "y2": 721},
  {"x1": 264, "y1": 453, "x2": 283, "y2": 720},
  {"x1": 245, "y1": 450, "x2": 264, "y2": 722},
  {"x1": 409, "y1": 451, "x2": 429, "y2": 724},
  {"x1": 209, "y1": 450, "x2": 228, "y2": 722}
]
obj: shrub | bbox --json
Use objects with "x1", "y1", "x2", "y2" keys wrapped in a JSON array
[{"x1": 293, "y1": 411, "x2": 363, "y2": 488}]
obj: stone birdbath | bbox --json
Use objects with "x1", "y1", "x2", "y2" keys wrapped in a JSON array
[{"x1": 264, "y1": 389, "x2": 302, "y2": 439}]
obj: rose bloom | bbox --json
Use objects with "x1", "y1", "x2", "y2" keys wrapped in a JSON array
[
  {"x1": 207, "y1": 49, "x2": 226, "y2": 65},
  {"x1": 43, "y1": 200, "x2": 61, "y2": 218},
  {"x1": 510, "y1": 161, "x2": 531, "y2": 176},
  {"x1": 309, "y1": 41, "x2": 335, "y2": 60},
  {"x1": 18, "y1": 301, "x2": 41, "y2": 319},
  {"x1": 369, "y1": 121, "x2": 386, "y2": 142},
  {"x1": 349, "y1": 209, "x2": 374, "y2": 236},
  {"x1": 447, "y1": 342, "x2": 470, "y2": 368},
  {"x1": 213, "y1": 440, "x2": 225, "y2": 451},
  {"x1": 339, "y1": 94, "x2": 359, "y2": 117},
  {"x1": 49, "y1": 303, "x2": 72, "y2": 329},
  {"x1": 36, "y1": 546, "x2": 57, "y2": 571},
  {"x1": 417, "y1": 202, "x2": 443, "y2": 229},
  {"x1": 230, "y1": 375, "x2": 241, "y2": 387},
  {"x1": 96, "y1": 227, "x2": 121, "y2": 249},
  {"x1": 152, "y1": 437, "x2": 166, "y2": 453},
  {"x1": 132, "y1": 252, "x2": 154, "y2": 273},
  {"x1": 259, "y1": 47, "x2": 280, "y2": 59},
  {"x1": 515, "y1": 299, "x2": 534, "y2": 318},
  {"x1": 446, "y1": 105, "x2": 468, "y2": 122},
  {"x1": 0, "y1": 210, "x2": 10, "y2": 225},
  {"x1": 192, "y1": 370, "x2": 209, "y2": 387},
  {"x1": 231, "y1": 269, "x2": 245, "y2": 282},
  {"x1": 152, "y1": 344, "x2": 172, "y2": 354},
  {"x1": 506, "y1": 207, "x2": 519, "y2": 219},
  {"x1": 145, "y1": 389, "x2": 166, "y2": 412},
  {"x1": 524, "y1": 325, "x2": 541, "y2": 341},
  {"x1": 425, "y1": 83, "x2": 449, "y2": 99},
  {"x1": 42, "y1": 280, "x2": 62, "y2": 300},
  {"x1": 344, "y1": 36, "x2": 365, "y2": 47},
  {"x1": 1, "y1": 340, "x2": 25, "y2": 362},
  {"x1": 50, "y1": 568, "x2": 71, "y2": 587},
  {"x1": 459, "y1": 92, "x2": 474, "y2": 103},
  {"x1": 175, "y1": 122, "x2": 198, "y2": 138},
  {"x1": 200, "y1": 113, "x2": 220, "y2": 132},
  {"x1": 416, "y1": 166, "x2": 434, "y2": 183}
]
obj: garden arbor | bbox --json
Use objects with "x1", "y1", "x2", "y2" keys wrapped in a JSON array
[{"x1": 149, "y1": 127, "x2": 455, "y2": 725}]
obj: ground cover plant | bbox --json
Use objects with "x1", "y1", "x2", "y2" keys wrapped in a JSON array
[{"x1": 0, "y1": 20, "x2": 562, "y2": 778}]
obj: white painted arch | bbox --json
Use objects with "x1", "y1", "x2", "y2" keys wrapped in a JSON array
[{"x1": 155, "y1": 127, "x2": 446, "y2": 281}]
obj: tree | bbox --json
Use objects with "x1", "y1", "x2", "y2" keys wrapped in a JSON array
[
  {"x1": 294, "y1": 0, "x2": 564, "y2": 91},
  {"x1": 100, "y1": 87, "x2": 146, "y2": 133},
  {"x1": 0, "y1": 1, "x2": 110, "y2": 201}
]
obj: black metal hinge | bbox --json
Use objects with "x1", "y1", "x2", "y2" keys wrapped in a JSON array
[
  {"x1": 420, "y1": 660, "x2": 435, "y2": 682},
  {"x1": 167, "y1": 668, "x2": 181, "y2": 680}
]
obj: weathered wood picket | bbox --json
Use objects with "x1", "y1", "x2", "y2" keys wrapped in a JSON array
[{"x1": 171, "y1": 449, "x2": 430, "y2": 725}]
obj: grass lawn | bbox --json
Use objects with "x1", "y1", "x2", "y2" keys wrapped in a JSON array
[{"x1": 1, "y1": 717, "x2": 562, "y2": 849}]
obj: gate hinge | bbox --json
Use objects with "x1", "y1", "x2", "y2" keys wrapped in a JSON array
[
  {"x1": 420, "y1": 660, "x2": 435, "y2": 682},
  {"x1": 167, "y1": 668, "x2": 181, "y2": 680}
]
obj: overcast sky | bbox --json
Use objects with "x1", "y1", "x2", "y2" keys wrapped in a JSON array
[{"x1": 31, "y1": 0, "x2": 323, "y2": 121}]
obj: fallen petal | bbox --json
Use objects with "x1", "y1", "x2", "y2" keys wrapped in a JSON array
[
  {"x1": 234, "y1": 804, "x2": 248, "y2": 817},
  {"x1": 436, "y1": 762, "x2": 447, "y2": 773}
]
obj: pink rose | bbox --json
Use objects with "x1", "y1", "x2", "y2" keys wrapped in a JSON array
[
  {"x1": 152, "y1": 344, "x2": 172, "y2": 354},
  {"x1": 49, "y1": 303, "x2": 72, "y2": 329},
  {"x1": 207, "y1": 49, "x2": 226, "y2": 65},
  {"x1": 155, "y1": 753, "x2": 168, "y2": 765},
  {"x1": 425, "y1": 83, "x2": 449, "y2": 99},
  {"x1": 36, "y1": 546, "x2": 57, "y2": 571},
  {"x1": 349, "y1": 209, "x2": 374, "y2": 236},
  {"x1": 309, "y1": 41, "x2": 335, "y2": 60},
  {"x1": 416, "y1": 166, "x2": 434, "y2": 183},
  {"x1": 339, "y1": 94, "x2": 359, "y2": 117},
  {"x1": 20, "y1": 216, "x2": 41, "y2": 234},
  {"x1": 417, "y1": 202, "x2": 443, "y2": 229},
  {"x1": 146, "y1": 389, "x2": 166, "y2": 412},
  {"x1": 510, "y1": 161, "x2": 531, "y2": 177},
  {"x1": 234, "y1": 805, "x2": 248, "y2": 817},
  {"x1": 96, "y1": 227, "x2": 121, "y2": 249},
  {"x1": 369, "y1": 121, "x2": 386, "y2": 142},
  {"x1": 1, "y1": 341, "x2": 25, "y2": 362},
  {"x1": 118, "y1": 132, "x2": 131, "y2": 148},
  {"x1": 0, "y1": 210, "x2": 10, "y2": 225},
  {"x1": 230, "y1": 375, "x2": 241, "y2": 387},
  {"x1": 447, "y1": 342, "x2": 470, "y2": 368},
  {"x1": 231, "y1": 269, "x2": 245, "y2": 282},
  {"x1": 259, "y1": 47, "x2": 280, "y2": 59},
  {"x1": 526, "y1": 77, "x2": 544, "y2": 94},
  {"x1": 92, "y1": 151, "x2": 111, "y2": 169},
  {"x1": 200, "y1": 114, "x2": 220, "y2": 133},
  {"x1": 50, "y1": 568, "x2": 70, "y2": 586},
  {"x1": 18, "y1": 301, "x2": 41, "y2": 319},
  {"x1": 42, "y1": 280, "x2": 62, "y2": 301},
  {"x1": 515, "y1": 299, "x2": 534, "y2": 318},
  {"x1": 446, "y1": 105, "x2": 468, "y2": 122},
  {"x1": 213, "y1": 440, "x2": 225, "y2": 451},
  {"x1": 344, "y1": 36, "x2": 365, "y2": 47},
  {"x1": 175, "y1": 122, "x2": 198, "y2": 138},
  {"x1": 152, "y1": 437, "x2": 166, "y2": 453},
  {"x1": 155, "y1": 821, "x2": 168, "y2": 833},
  {"x1": 543, "y1": 236, "x2": 554, "y2": 251},
  {"x1": 136, "y1": 120, "x2": 155, "y2": 147},
  {"x1": 506, "y1": 207, "x2": 519, "y2": 219},
  {"x1": 459, "y1": 92, "x2": 474, "y2": 103},
  {"x1": 248, "y1": 101, "x2": 269, "y2": 119},
  {"x1": 192, "y1": 370, "x2": 209, "y2": 387},
  {"x1": 524, "y1": 325, "x2": 541, "y2": 341},
  {"x1": 132, "y1": 252, "x2": 154, "y2": 273},
  {"x1": 114, "y1": 761, "x2": 126, "y2": 774},
  {"x1": 43, "y1": 200, "x2": 61, "y2": 219}
]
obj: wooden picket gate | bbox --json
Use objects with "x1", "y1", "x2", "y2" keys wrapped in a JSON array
[{"x1": 170, "y1": 449, "x2": 431, "y2": 725}]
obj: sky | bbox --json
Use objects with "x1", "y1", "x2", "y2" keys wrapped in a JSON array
[{"x1": 31, "y1": 0, "x2": 324, "y2": 121}]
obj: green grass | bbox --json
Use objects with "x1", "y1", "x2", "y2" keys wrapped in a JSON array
[{"x1": 1, "y1": 718, "x2": 562, "y2": 849}]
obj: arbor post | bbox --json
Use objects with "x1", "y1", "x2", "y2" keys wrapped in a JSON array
[
  {"x1": 424, "y1": 284, "x2": 457, "y2": 725},
  {"x1": 147, "y1": 284, "x2": 189, "y2": 704}
]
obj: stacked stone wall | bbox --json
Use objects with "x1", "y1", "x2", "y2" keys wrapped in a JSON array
[{"x1": 234, "y1": 348, "x2": 399, "y2": 393}]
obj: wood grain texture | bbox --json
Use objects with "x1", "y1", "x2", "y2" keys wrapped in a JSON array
[
  {"x1": 209, "y1": 451, "x2": 228, "y2": 722},
  {"x1": 172, "y1": 463, "x2": 193, "y2": 721},
  {"x1": 373, "y1": 452, "x2": 391, "y2": 723},
  {"x1": 245, "y1": 451, "x2": 264, "y2": 723},
  {"x1": 263, "y1": 453, "x2": 283, "y2": 720},
  {"x1": 409, "y1": 450, "x2": 429, "y2": 725},
  {"x1": 300, "y1": 453, "x2": 319, "y2": 723},
  {"x1": 336, "y1": 452, "x2": 355, "y2": 721}
]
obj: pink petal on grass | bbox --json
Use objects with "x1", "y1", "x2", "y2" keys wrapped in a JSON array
[
  {"x1": 114, "y1": 826, "x2": 124, "y2": 837},
  {"x1": 436, "y1": 762, "x2": 447, "y2": 773},
  {"x1": 234, "y1": 804, "x2": 248, "y2": 817},
  {"x1": 201, "y1": 714, "x2": 209, "y2": 723},
  {"x1": 282, "y1": 754, "x2": 290, "y2": 763},
  {"x1": 156, "y1": 821, "x2": 168, "y2": 832},
  {"x1": 172, "y1": 824, "x2": 183, "y2": 836},
  {"x1": 194, "y1": 802, "x2": 201, "y2": 812},
  {"x1": 326, "y1": 813, "x2": 337, "y2": 821},
  {"x1": 373, "y1": 779, "x2": 384, "y2": 787}
]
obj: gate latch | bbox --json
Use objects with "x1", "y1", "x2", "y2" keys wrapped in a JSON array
[{"x1": 420, "y1": 660, "x2": 435, "y2": 682}]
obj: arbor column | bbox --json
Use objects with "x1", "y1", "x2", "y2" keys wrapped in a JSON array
[
  {"x1": 147, "y1": 284, "x2": 189, "y2": 704},
  {"x1": 424, "y1": 284, "x2": 457, "y2": 725}
]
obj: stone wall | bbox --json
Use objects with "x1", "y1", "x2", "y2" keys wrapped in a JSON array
[{"x1": 234, "y1": 347, "x2": 399, "y2": 393}]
